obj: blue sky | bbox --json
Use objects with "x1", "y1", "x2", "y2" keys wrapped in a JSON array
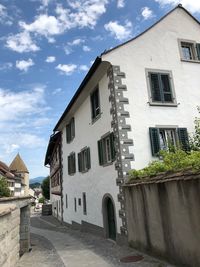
[{"x1": 0, "y1": 0, "x2": 200, "y2": 179}]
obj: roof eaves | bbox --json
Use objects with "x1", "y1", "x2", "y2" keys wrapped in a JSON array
[
  {"x1": 44, "y1": 132, "x2": 61, "y2": 166},
  {"x1": 101, "y1": 5, "x2": 200, "y2": 56},
  {"x1": 53, "y1": 56, "x2": 102, "y2": 132}
]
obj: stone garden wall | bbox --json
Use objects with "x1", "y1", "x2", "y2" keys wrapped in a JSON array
[
  {"x1": 124, "y1": 171, "x2": 200, "y2": 267},
  {"x1": 0, "y1": 196, "x2": 31, "y2": 267},
  {"x1": 0, "y1": 204, "x2": 20, "y2": 267}
]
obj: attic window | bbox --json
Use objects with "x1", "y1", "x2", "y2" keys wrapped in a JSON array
[{"x1": 179, "y1": 39, "x2": 200, "y2": 62}]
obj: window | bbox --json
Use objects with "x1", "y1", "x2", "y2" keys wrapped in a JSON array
[
  {"x1": 74, "y1": 198, "x2": 77, "y2": 212},
  {"x1": 179, "y1": 39, "x2": 200, "y2": 62},
  {"x1": 83, "y1": 192, "x2": 87, "y2": 215},
  {"x1": 147, "y1": 71, "x2": 176, "y2": 104},
  {"x1": 68, "y1": 152, "x2": 76, "y2": 175},
  {"x1": 149, "y1": 127, "x2": 189, "y2": 156},
  {"x1": 66, "y1": 117, "x2": 75, "y2": 143},
  {"x1": 78, "y1": 147, "x2": 91, "y2": 173},
  {"x1": 90, "y1": 87, "x2": 100, "y2": 121},
  {"x1": 66, "y1": 194, "x2": 68, "y2": 209},
  {"x1": 98, "y1": 132, "x2": 115, "y2": 166}
]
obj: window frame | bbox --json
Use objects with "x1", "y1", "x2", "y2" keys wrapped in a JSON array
[
  {"x1": 68, "y1": 152, "x2": 76, "y2": 175},
  {"x1": 90, "y1": 86, "x2": 101, "y2": 123},
  {"x1": 178, "y1": 39, "x2": 200, "y2": 63},
  {"x1": 98, "y1": 132, "x2": 116, "y2": 166},
  {"x1": 78, "y1": 147, "x2": 91, "y2": 173},
  {"x1": 66, "y1": 117, "x2": 75, "y2": 143},
  {"x1": 149, "y1": 126, "x2": 189, "y2": 156},
  {"x1": 146, "y1": 69, "x2": 177, "y2": 107}
]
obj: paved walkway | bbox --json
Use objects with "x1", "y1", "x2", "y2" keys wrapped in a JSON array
[{"x1": 18, "y1": 214, "x2": 174, "y2": 267}]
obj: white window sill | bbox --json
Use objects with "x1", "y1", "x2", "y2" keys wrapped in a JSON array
[
  {"x1": 181, "y1": 58, "x2": 200, "y2": 64},
  {"x1": 148, "y1": 102, "x2": 178, "y2": 107}
]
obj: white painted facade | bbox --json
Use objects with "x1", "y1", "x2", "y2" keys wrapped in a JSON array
[
  {"x1": 53, "y1": 6, "x2": 200, "y2": 239},
  {"x1": 62, "y1": 69, "x2": 122, "y2": 233},
  {"x1": 102, "y1": 7, "x2": 200, "y2": 170}
]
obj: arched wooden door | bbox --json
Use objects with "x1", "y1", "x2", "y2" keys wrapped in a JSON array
[{"x1": 106, "y1": 198, "x2": 116, "y2": 240}]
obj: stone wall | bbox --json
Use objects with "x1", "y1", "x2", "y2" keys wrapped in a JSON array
[
  {"x1": 0, "y1": 196, "x2": 31, "y2": 267},
  {"x1": 124, "y1": 172, "x2": 200, "y2": 267},
  {"x1": 0, "y1": 204, "x2": 20, "y2": 267}
]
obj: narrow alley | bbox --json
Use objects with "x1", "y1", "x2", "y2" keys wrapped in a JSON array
[{"x1": 17, "y1": 213, "x2": 174, "y2": 267}]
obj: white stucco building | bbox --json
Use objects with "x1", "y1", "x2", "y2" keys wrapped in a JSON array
[{"x1": 47, "y1": 5, "x2": 200, "y2": 242}]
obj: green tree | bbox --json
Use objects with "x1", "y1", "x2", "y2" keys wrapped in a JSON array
[
  {"x1": 41, "y1": 176, "x2": 50, "y2": 200},
  {"x1": 0, "y1": 176, "x2": 10, "y2": 197},
  {"x1": 190, "y1": 106, "x2": 200, "y2": 151}
]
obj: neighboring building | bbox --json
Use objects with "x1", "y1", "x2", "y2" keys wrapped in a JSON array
[
  {"x1": 45, "y1": 132, "x2": 62, "y2": 220},
  {"x1": 0, "y1": 160, "x2": 25, "y2": 197},
  {"x1": 10, "y1": 153, "x2": 29, "y2": 196},
  {"x1": 46, "y1": 5, "x2": 200, "y2": 242}
]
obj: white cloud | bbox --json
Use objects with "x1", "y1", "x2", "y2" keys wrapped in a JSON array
[
  {"x1": 6, "y1": 31, "x2": 40, "y2": 53},
  {"x1": 56, "y1": 64, "x2": 77, "y2": 75},
  {"x1": 45, "y1": 56, "x2": 56, "y2": 63},
  {"x1": 0, "y1": 86, "x2": 46, "y2": 122},
  {"x1": 64, "y1": 46, "x2": 73, "y2": 55},
  {"x1": 117, "y1": 0, "x2": 125, "y2": 8},
  {"x1": 32, "y1": 117, "x2": 51, "y2": 127},
  {"x1": 52, "y1": 88, "x2": 62, "y2": 95},
  {"x1": 0, "y1": 4, "x2": 13, "y2": 25},
  {"x1": 79, "y1": 65, "x2": 89, "y2": 71},
  {"x1": 83, "y1": 45, "x2": 91, "y2": 52},
  {"x1": 1, "y1": 134, "x2": 45, "y2": 154},
  {"x1": 19, "y1": 14, "x2": 64, "y2": 37},
  {"x1": 68, "y1": 38, "x2": 84, "y2": 46},
  {"x1": 154, "y1": 0, "x2": 200, "y2": 13},
  {"x1": 0, "y1": 62, "x2": 13, "y2": 71},
  {"x1": 16, "y1": 59, "x2": 34, "y2": 72},
  {"x1": 18, "y1": 0, "x2": 108, "y2": 43},
  {"x1": 104, "y1": 20, "x2": 132, "y2": 41},
  {"x1": 141, "y1": 7, "x2": 154, "y2": 20}
]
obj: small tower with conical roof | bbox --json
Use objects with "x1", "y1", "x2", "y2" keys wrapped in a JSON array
[{"x1": 10, "y1": 153, "x2": 29, "y2": 195}]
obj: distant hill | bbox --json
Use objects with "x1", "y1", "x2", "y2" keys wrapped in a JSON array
[
  {"x1": 30, "y1": 176, "x2": 45, "y2": 184},
  {"x1": 30, "y1": 182, "x2": 41, "y2": 189}
]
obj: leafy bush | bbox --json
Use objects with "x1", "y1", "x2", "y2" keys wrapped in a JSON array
[
  {"x1": 0, "y1": 177, "x2": 10, "y2": 197},
  {"x1": 190, "y1": 106, "x2": 200, "y2": 151},
  {"x1": 39, "y1": 197, "x2": 45, "y2": 203},
  {"x1": 41, "y1": 176, "x2": 50, "y2": 200},
  {"x1": 129, "y1": 150, "x2": 200, "y2": 180}
]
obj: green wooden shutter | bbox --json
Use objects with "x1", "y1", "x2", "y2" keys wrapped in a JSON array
[
  {"x1": 78, "y1": 152, "x2": 82, "y2": 172},
  {"x1": 150, "y1": 73, "x2": 161, "y2": 102},
  {"x1": 66, "y1": 125, "x2": 69, "y2": 143},
  {"x1": 110, "y1": 132, "x2": 116, "y2": 161},
  {"x1": 149, "y1": 127, "x2": 160, "y2": 156},
  {"x1": 98, "y1": 140, "x2": 103, "y2": 165},
  {"x1": 161, "y1": 74, "x2": 173, "y2": 102},
  {"x1": 196, "y1": 43, "x2": 200, "y2": 60},
  {"x1": 68, "y1": 155, "x2": 71, "y2": 174},
  {"x1": 71, "y1": 118, "x2": 75, "y2": 139},
  {"x1": 177, "y1": 128, "x2": 190, "y2": 151},
  {"x1": 86, "y1": 147, "x2": 91, "y2": 170},
  {"x1": 72, "y1": 153, "x2": 76, "y2": 174}
]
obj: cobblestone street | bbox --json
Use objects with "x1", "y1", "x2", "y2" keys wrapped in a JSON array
[{"x1": 17, "y1": 213, "x2": 174, "y2": 267}]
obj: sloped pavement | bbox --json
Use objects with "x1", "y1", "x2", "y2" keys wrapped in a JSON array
[{"x1": 18, "y1": 213, "x2": 175, "y2": 267}]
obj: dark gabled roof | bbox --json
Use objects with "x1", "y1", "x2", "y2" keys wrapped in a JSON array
[
  {"x1": 102, "y1": 4, "x2": 200, "y2": 56},
  {"x1": 44, "y1": 131, "x2": 61, "y2": 166},
  {"x1": 53, "y1": 57, "x2": 102, "y2": 131}
]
